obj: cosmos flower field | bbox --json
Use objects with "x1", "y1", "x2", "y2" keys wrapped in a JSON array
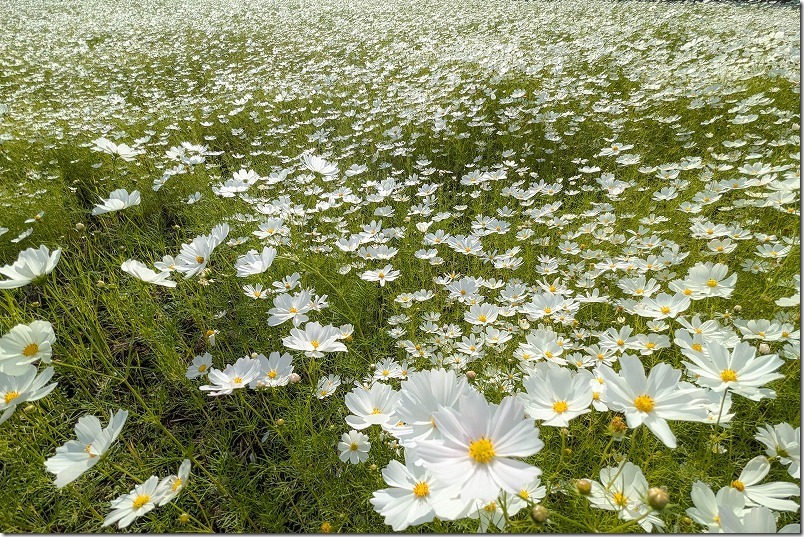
[{"x1": 0, "y1": 0, "x2": 801, "y2": 532}]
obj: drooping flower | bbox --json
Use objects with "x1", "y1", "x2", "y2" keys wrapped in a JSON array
[
  {"x1": 0, "y1": 245, "x2": 61, "y2": 289},
  {"x1": 91, "y1": 189, "x2": 141, "y2": 216},
  {"x1": 120, "y1": 259, "x2": 176, "y2": 288},
  {"x1": 45, "y1": 409, "x2": 128, "y2": 488}
]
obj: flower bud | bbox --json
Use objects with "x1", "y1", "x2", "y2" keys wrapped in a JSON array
[
  {"x1": 75, "y1": 222, "x2": 85, "y2": 231},
  {"x1": 96, "y1": 280, "x2": 106, "y2": 288},
  {"x1": 289, "y1": 373, "x2": 301, "y2": 383},
  {"x1": 518, "y1": 319, "x2": 530, "y2": 330},
  {"x1": 647, "y1": 487, "x2": 669, "y2": 511},
  {"x1": 530, "y1": 505, "x2": 549, "y2": 523},
  {"x1": 466, "y1": 370, "x2": 476, "y2": 380},
  {"x1": 23, "y1": 404, "x2": 36, "y2": 414},
  {"x1": 320, "y1": 522, "x2": 332, "y2": 533},
  {"x1": 759, "y1": 343, "x2": 771, "y2": 355},
  {"x1": 275, "y1": 418, "x2": 285, "y2": 426},
  {"x1": 178, "y1": 513, "x2": 190, "y2": 524},
  {"x1": 575, "y1": 479, "x2": 592, "y2": 495},
  {"x1": 733, "y1": 304, "x2": 742, "y2": 313}
]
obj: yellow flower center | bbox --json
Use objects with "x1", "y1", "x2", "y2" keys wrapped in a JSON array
[
  {"x1": 198, "y1": 364, "x2": 207, "y2": 373},
  {"x1": 518, "y1": 489, "x2": 529, "y2": 500},
  {"x1": 171, "y1": 477, "x2": 183, "y2": 491},
  {"x1": 413, "y1": 482, "x2": 430, "y2": 498},
  {"x1": 22, "y1": 343, "x2": 39, "y2": 357},
  {"x1": 268, "y1": 370, "x2": 277, "y2": 379},
  {"x1": 730, "y1": 480, "x2": 745, "y2": 491},
  {"x1": 371, "y1": 407, "x2": 381, "y2": 414},
  {"x1": 706, "y1": 279, "x2": 718, "y2": 288},
  {"x1": 634, "y1": 394, "x2": 655, "y2": 413},
  {"x1": 196, "y1": 256, "x2": 205, "y2": 264},
  {"x1": 544, "y1": 307, "x2": 552, "y2": 314},
  {"x1": 468, "y1": 437, "x2": 495, "y2": 464},
  {"x1": 553, "y1": 400, "x2": 569, "y2": 413},
  {"x1": 545, "y1": 351, "x2": 554, "y2": 359},
  {"x1": 349, "y1": 442, "x2": 358, "y2": 451},
  {"x1": 683, "y1": 288, "x2": 692, "y2": 296},
  {"x1": 691, "y1": 343, "x2": 703, "y2": 352},
  {"x1": 645, "y1": 342, "x2": 656, "y2": 349},
  {"x1": 132, "y1": 494, "x2": 151, "y2": 509},
  {"x1": 660, "y1": 306, "x2": 671, "y2": 314},
  {"x1": 4, "y1": 391, "x2": 20, "y2": 404},
  {"x1": 616, "y1": 339, "x2": 624, "y2": 346},
  {"x1": 720, "y1": 369, "x2": 738, "y2": 382},
  {"x1": 613, "y1": 492, "x2": 628, "y2": 507},
  {"x1": 84, "y1": 444, "x2": 96, "y2": 458},
  {"x1": 233, "y1": 377, "x2": 243, "y2": 384},
  {"x1": 310, "y1": 340, "x2": 320, "y2": 349},
  {"x1": 289, "y1": 307, "x2": 298, "y2": 313},
  {"x1": 484, "y1": 501, "x2": 498, "y2": 513}
]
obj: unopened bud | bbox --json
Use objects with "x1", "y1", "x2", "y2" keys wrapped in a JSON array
[
  {"x1": 275, "y1": 418, "x2": 285, "y2": 426},
  {"x1": 466, "y1": 370, "x2": 476, "y2": 380},
  {"x1": 369, "y1": 463, "x2": 378, "y2": 471},
  {"x1": 518, "y1": 319, "x2": 530, "y2": 330},
  {"x1": 647, "y1": 487, "x2": 669, "y2": 511},
  {"x1": 250, "y1": 352, "x2": 258, "y2": 358},
  {"x1": 759, "y1": 343, "x2": 771, "y2": 355},
  {"x1": 530, "y1": 505, "x2": 549, "y2": 523},
  {"x1": 23, "y1": 404, "x2": 36, "y2": 414},
  {"x1": 733, "y1": 305, "x2": 742, "y2": 313},
  {"x1": 75, "y1": 222, "x2": 85, "y2": 231},
  {"x1": 178, "y1": 513, "x2": 190, "y2": 524},
  {"x1": 320, "y1": 522, "x2": 332, "y2": 533},
  {"x1": 289, "y1": 373, "x2": 301, "y2": 383},
  {"x1": 576, "y1": 479, "x2": 592, "y2": 495},
  {"x1": 96, "y1": 280, "x2": 106, "y2": 288}
]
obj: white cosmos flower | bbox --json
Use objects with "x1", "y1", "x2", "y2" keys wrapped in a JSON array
[
  {"x1": 174, "y1": 224, "x2": 229, "y2": 278},
  {"x1": 156, "y1": 459, "x2": 191, "y2": 506},
  {"x1": 360, "y1": 264, "x2": 400, "y2": 287},
  {"x1": 300, "y1": 153, "x2": 338, "y2": 176},
  {"x1": 234, "y1": 246, "x2": 277, "y2": 277},
  {"x1": 282, "y1": 321, "x2": 347, "y2": 358},
  {"x1": 91, "y1": 137, "x2": 143, "y2": 162},
  {"x1": 267, "y1": 290, "x2": 312, "y2": 327},
  {"x1": 0, "y1": 245, "x2": 61, "y2": 289},
  {"x1": 102, "y1": 475, "x2": 163, "y2": 528},
  {"x1": 338, "y1": 429, "x2": 370, "y2": 464},
  {"x1": 344, "y1": 381, "x2": 400, "y2": 430},
  {"x1": 0, "y1": 320, "x2": 56, "y2": 375},
  {"x1": 91, "y1": 189, "x2": 141, "y2": 215},
  {"x1": 415, "y1": 391, "x2": 544, "y2": 502},
  {"x1": 729, "y1": 456, "x2": 800, "y2": 512},
  {"x1": 599, "y1": 355, "x2": 708, "y2": 448},
  {"x1": 0, "y1": 365, "x2": 57, "y2": 424},
  {"x1": 685, "y1": 481, "x2": 745, "y2": 532},
  {"x1": 120, "y1": 259, "x2": 176, "y2": 288},
  {"x1": 718, "y1": 505, "x2": 801, "y2": 534},
  {"x1": 45, "y1": 409, "x2": 128, "y2": 488},
  {"x1": 682, "y1": 341, "x2": 783, "y2": 401},
  {"x1": 518, "y1": 364, "x2": 593, "y2": 427},
  {"x1": 199, "y1": 356, "x2": 261, "y2": 396},
  {"x1": 370, "y1": 448, "x2": 469, "y2": 530},
  {"x1": 249, "y1": 351, "x2": 294, "y2": 388},
  {"x1": 755, "y1": 423, "x2": 800, "y2": 479},
  {"x1": 389, "y1": 368, "x2": 472, "y2": 446}
]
